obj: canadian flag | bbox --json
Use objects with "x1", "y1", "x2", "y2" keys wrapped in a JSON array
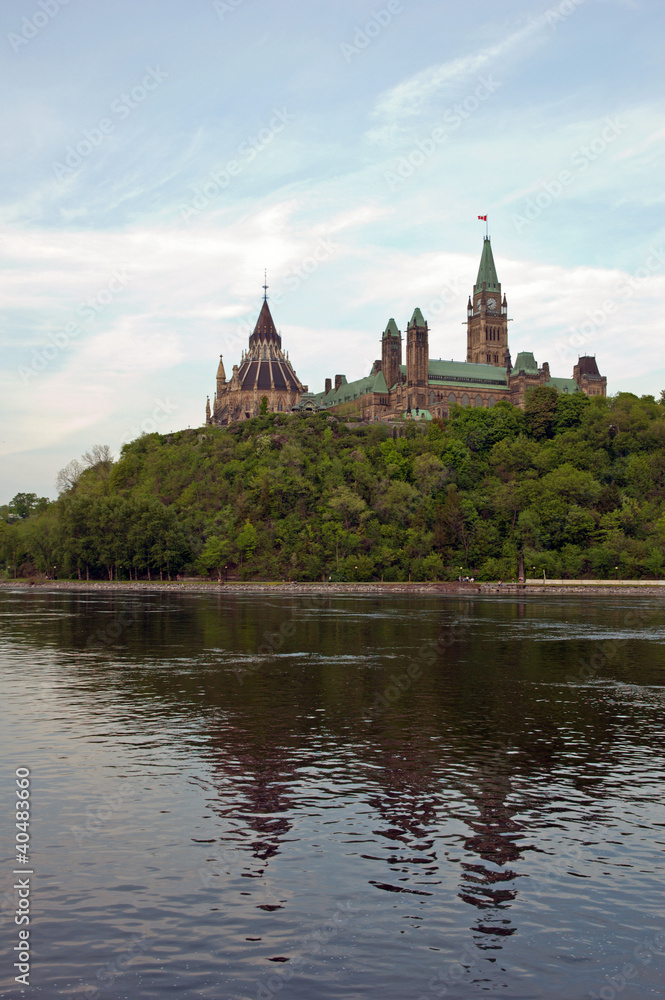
[{"x1": 478, "y1": 215, "x2": 487, "y2": 221}]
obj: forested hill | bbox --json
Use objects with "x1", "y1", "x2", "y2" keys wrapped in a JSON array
[{"x1": 3, "y1": 388, "x2": 665, "y2": 582}]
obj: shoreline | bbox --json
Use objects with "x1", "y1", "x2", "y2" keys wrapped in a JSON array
[{"x1": 1, "y1": 580, "x2": 664, "y2": 597}]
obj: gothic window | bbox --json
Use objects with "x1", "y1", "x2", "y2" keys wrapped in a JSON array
[
  {"x1": 441, "y1": 408, "x2": 448, "y2": 419},
  {"x1": 448, "y1": 392, "x2": 456, "y2": 404},
  {"x1": 494, "y1": 354, "x2": 499, "y2": 363},
  {"x1": 488, "y1": 396, "x2": 495, "y2": 408},
  {"x1": 429, "y1": 391, "x2": 435, "y2": 404},
  {"x1": 461, "y1": 393, "x2": 470, "y2": 407},
  {"x1": 277, "y1": 398, "x2": 283, "y2": 412},
  {"x1": 486, "y1": 354, "x2": 491, "y2": 363},
  {"x1": 475, "y1": 395, "x2": 483, "y2": 408}
]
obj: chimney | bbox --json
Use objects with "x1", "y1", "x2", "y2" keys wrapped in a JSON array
[
  {"x1": 334, "y1": 374, "x2": 343, "y2": 391},
  {"x1": 325, "y1": 378, "x2": 332, "y2": 395}
]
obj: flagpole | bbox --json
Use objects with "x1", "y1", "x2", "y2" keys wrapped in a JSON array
[{"x1": 486, "y1": 216, "x2": 489, "y2": 239}]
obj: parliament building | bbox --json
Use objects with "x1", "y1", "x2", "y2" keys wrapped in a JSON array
[{"x1": 206, "y1": 237, "x2": 606, "y2": 426}]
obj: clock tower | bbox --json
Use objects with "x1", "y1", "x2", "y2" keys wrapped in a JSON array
[{"x1": 466, "y1": 237, "x2": 509, "y2": 367}]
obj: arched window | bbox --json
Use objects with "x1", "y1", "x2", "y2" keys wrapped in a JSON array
[
  {"x1": 277, "y1": 398, "x2": 283, "y2": 412},
  {"x1": 475, "y1": 395, "x2": 483, "y2": 408},
  {"x1": 494, "y1": 354, "x2": 499, "y2": 363},
  {"x1": 441, "y1": 407, "x2": 448, "y2": 418},
  {"x1": 448, "y1": 392, "x2": 456, "y2": 404},
  {"x1": 461, "y1": 393, "x2": 470, "y2": 407},
  {"x1": 488, "y1": 395, "x2": 495, "y2": 408},
  {"x1": 429, "y1": 391, "x2": 435, "y2": 404}
]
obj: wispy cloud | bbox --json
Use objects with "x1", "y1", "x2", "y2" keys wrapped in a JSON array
[{"x1": 370, "y1": 20, "x2": 544, "y2": 126}]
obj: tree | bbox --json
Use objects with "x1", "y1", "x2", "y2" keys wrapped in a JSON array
[
  {"x1": 56, "y1": 460, "x2": 83, "y2": 494},
  {"x1": 259, "y1": 396, "x2": 269, "y2": 416},
  {"x1": 82, "y1": 444, "x2": 113, "y2": 468},
  {"x1": 236, "y1": 520, "x2": 258, "y2": 567},
  {"x1": 525, "y1": 386, "x2": 559, "y2": 439},
  {"x1": 7, "y1": 493, "x2": 50, "y2": 521},
  {"x1": 198, "y1": 536, "x2": 231, "y2": 581},
  {"x1": 327, "y1": 485, "x2": 368, "y2": 529}
]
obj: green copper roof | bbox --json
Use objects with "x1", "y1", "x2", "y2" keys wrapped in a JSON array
[
  {"x1": 383, "y1": 318, "x2": 400, "y2": 340},
  {"x1": 396, "y1": 360, "x2": 511, "y2": 391},
  {"x1": 547, "y1": 377, "x2": 580, "y2": 394},
  {"x1": 474, "y1": 237, "x2": 500, "y2": 293},
  {"x1": 511, "y1": 351, "x2": 538, "y2": 375},
  {"x1": 314, "y1": 370, "x2": 388, "y2": 406},
  {"x1": 409, "y1": 307, "x2": 426, "y2": 328}
]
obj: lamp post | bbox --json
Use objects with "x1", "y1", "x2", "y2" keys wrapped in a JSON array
[{"x1": 615, "y1": 565, "x2": 618, "y2": 581}]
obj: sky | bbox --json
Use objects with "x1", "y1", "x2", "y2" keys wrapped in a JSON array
[{"x1": 1, "y1": 0, "x2": 663, "y2": 502}]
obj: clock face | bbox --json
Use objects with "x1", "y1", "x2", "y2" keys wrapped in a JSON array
[{"x1": 487, "y1": 297, "x2": 497, "y2": 310}]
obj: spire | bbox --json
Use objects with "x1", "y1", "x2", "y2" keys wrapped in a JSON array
[
  {"x1": 408, "y1": 307, "x2": 426, "y2": 328},
  {"x1": 263, "y1": 270, "x2": 268, "y2": 302},
  {"x1": 249, "y1": 298, "x2": 281, "y2": 346},
  {"x1": 474, "y1": 237, "x2": 500, "y2": 293},
  {"x1": 217, "y1": 354, "x2": 226, "y2": 383},
  {"x1": 383, "y1": 318, "x2": 400, "y2": 339}
]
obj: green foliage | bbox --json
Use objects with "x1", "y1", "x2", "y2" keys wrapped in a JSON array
[
  {"x1": 6, "y1": 394, "x2": 665, "y2": 581},
  {"x1": 5, "y1": 493, "x2": 51, "y2": 522},
  {"x1": 525, "y1": 386, "x2": 559, "y2": 439}
]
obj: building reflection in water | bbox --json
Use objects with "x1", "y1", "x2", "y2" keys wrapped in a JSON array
[{"x1": 457, "y1": 767, "x2": 524, "y2": 941}]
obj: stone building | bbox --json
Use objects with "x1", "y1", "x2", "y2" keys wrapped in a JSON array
[
  {"x1": 314, "y1": 237, "x2": 606, "y2": 419},
  {"x1": 206, "y1": 238, "x2": 606, "y2": 426},
  {"x1": 206, "y1": 294, "x2": 307, "y2": 426}
]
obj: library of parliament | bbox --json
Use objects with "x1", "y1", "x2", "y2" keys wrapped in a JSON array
[{"x1": 205, "y1": 237, "x2": 606, "y2": 426}]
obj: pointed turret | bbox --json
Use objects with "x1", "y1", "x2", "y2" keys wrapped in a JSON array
[
  {"x1": 467, "y1": 237, "x2": 507, "y2": 367},
  {"x1": 406, "y1": 307, "x2": 428, "y2": 408},
  {"x1": 409, "y1": 307, "x2": 427, "y2": 328},
  {"x1": 474, "y1": 237, "x2": 500, "y2": 293},
  {"x1": 217, "y1": 355, "x2": 226, "y2": 384},
  {"x1": 381, "y1": 318, "x2": 402, "y2": 390},
  {"x1": 383, "y1": 318, "x2": 400, "y2": 340},
  {"x1": 249, "y1": 298, "x2": 281, "y2": 347},
  {"x1": 205, "y1": 396, "x2": 211, "y2": 424}
]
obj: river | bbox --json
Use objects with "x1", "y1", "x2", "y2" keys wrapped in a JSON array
[{"x1": 0, "y1": 589, "x2": 663, "y2": 999}]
